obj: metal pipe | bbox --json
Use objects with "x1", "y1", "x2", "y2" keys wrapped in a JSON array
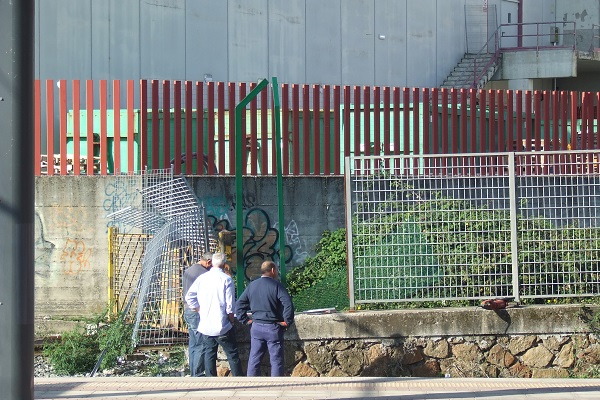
[
  {"x1": 235, "y1": 79, "x2": 269, "y2": 294},
  {"x1": 271, "y1": 77, "x2": 287, "y2": 285},
  {"x1": 518, "y1": 0, "x2": 523, "y2": 47}
]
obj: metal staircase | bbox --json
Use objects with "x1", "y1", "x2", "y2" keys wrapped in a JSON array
[{"x1": 440, "y1": 52, "x2": 502, "y2": 90}]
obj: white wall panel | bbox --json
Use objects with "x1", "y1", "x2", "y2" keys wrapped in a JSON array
[
  {"x1": 228, "y1": 0, "x2": 269, "y2": 82},
  {"x1": 306, "y1": 0, "x2": 341, "y2": 85},
  {"x1": 38, "y1": 0, "x2": 92, "y2": 80},
  {"x1": 91, "y1": 0, "x2": 109, "y2": 80},
  {"x1": 140, "y1": 0, "x2": 186, "y2": 80},
  {"x1": 186, "y1": 0, "x2": 228, "y2": 83},
  {"x1": 341, "y1": 0, "x2": 375, "y2": 86},
  {"x1": 34, "y1": 0, "x2": 595, "y2": 89},
  {"x1": 374, "y1": 0, "x2": 407, "y2": 87},
  {"x1": 406, "y1": 0, "x2": 437, "y2": 88},
  {"x1": 436, "y1": 1, "x2": 467, "y2": 87},
  {"x1": 108, "y1": 1, "x2": 141, "y2": 81},
  {"x1": 269, "y1": 1, "x2": 306, "y2": 84}
]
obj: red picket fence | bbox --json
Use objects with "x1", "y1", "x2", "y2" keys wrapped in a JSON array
[{"x1": 34, "y1": 79, "x2": 600, "y2": 176}]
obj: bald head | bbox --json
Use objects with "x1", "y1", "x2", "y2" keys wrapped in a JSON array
[{"x1": 261, "y1": 261, "x2": 278, "y2": 278}]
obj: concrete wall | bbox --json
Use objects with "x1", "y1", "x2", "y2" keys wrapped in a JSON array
[
  {"x1": 34, "y1": 175, "x2": 346, "y2": 332},
  {"x1": 35, "y1": 177, "x2": 112, "y2": 321},
  {"x1": 499, "y1": 49, "x2": 578, "y2": 79},
  {"x1": 188, "y1": 177, "x2": 346, "y2": 278}
]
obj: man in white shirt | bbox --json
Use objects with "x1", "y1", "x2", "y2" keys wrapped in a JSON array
[{"x1": 185, "y1": 252, "x2": 243, "y2": 376}]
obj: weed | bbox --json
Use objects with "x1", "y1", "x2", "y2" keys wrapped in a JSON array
[
  {"x1": 42, "y1": 307, "x2": 134, "y2": 375},
  {"x1": 42, "y1": 326, "x2": 99, "y2": 375}
]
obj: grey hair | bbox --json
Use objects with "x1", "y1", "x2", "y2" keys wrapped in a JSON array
[{"x1": 211, "y1": 252, "x2": 227, "y2": 269}]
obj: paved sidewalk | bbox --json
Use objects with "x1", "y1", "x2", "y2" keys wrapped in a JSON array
[{"x1": 35, "y1": 376, "x2": 600, "y2": 400}]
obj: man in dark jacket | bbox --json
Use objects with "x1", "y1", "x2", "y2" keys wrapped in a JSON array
[
  {"x1": 236, "y1": 260, "x2": 294, "y2": 376},
  {"x1": 182, "y1": 252, "x2": 211, "y2": 377}
]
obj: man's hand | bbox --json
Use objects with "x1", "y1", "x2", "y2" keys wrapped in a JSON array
[{"x1": 278, "y1": 321, "x2": 288, "y2": 328}]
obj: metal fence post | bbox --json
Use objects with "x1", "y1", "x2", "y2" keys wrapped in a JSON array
[
  {"x1": 508, "y1": 152, "x2": 521, "y2": 303},
  {"x1": 235, "y1": 79, "x2": 269, "y2": 294},
  {"x1": 345, "y1": 158, "x2": 356, "y2": 309}
]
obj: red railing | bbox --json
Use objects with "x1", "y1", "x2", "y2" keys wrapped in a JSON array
[
  {"x1": 34, "y1": 80, "x2": 600, "y2": 176},
  {"x1": 499, "y1": 21, "x2": 577, "y2": 51}
]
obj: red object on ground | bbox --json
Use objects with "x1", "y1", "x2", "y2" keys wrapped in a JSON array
[{"x1": 481, "y1": 299, "x2": 508, "y2": 310}]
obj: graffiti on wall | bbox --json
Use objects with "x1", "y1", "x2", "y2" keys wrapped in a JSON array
[
  {"x1": 278, "y1": 220, "x2": 309, "y2": 266},
  {"x1": 103, "y1": 179, "x2": 140, "y2": 231},
  {"x1": 35, "y1": 212, "x2": 56, "y2": 279},
  {"x1": 45, "y1": 206, "x2": 86, "y2": 237},
  {"x1": 232, "y1": 192, "x2": 257, "y2": 210},
  {"x1": 201, "y1": 192, "x2": 256, "y2": 215},
  {"x1": 59, "y1": 238, "x2": 92, "y2": 275},
  {"x1": 199, "y1": 187, "x2": 310, "y2": 281},
  {"x1": 241, "y1": 208, "x2": 289, "y2": 279},
  {"x1": 206, "y1": 207, "x2": 297, "y2": 281}
]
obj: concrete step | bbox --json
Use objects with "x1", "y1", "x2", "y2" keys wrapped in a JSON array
[{"x1": 440, "y1": 52, "x2": 501, "y2": 90}]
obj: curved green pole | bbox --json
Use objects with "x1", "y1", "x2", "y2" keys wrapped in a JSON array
[
  {"x1": 272, "y1": 77, "x2": 286, "y2": 285},
  {"x1": 235, "y1": 78, "x2": 269, "y2": 294}
]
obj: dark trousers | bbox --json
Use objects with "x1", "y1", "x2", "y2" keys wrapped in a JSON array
[
  {"x1": 183, "y1": 308, "x2": 205, "y2": 377},
  {"x1": 203, "y1": 326, "x2": 243, "y2": 377},
  {"x1": 247, "y1": 322, "x2": 285, "y2": 376}
]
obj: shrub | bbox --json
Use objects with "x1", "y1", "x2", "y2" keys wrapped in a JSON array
[
  {"x1": 43, "y1": 326, "x2": 99, "y2": 375},
  {"x1": 43, "y1": 308, "x2": 134, "y2": 375},
  {"x1": 97, "y1": 314, "x2": 134, "y2": 371}
]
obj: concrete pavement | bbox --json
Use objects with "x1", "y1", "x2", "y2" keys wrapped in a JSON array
[{"x1": 35, "y1": 376, "x2": 600, "y2": 400}]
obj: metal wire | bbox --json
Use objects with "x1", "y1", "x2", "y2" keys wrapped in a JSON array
[
  {"x1": 347, "y1": 151, "x2": 600, "y2": 307},
  {"x1": 108, "y1": 169, "x2": 215, "y2": 346}
]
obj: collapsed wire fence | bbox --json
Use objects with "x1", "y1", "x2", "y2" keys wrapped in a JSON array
[
  {"x1": 346, "y1": 150, "x2": 600, "y2": 308},
  {"x1": 108, "y1": 168, "x2": 216, "y2": 346}
]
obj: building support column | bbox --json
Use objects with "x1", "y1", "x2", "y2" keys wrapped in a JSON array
[{"x1": 0, "y1": 1, "x2": 35, "y2": 399}]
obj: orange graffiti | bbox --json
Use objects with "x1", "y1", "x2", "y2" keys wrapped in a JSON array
[{"x1": 60, "y1": 238, "x2": 92, "y2": 275}]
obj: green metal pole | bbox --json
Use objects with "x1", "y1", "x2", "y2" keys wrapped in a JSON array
[
  {"x1": 235, "y1": 79, "x2": 269, "y2": 294},
  {"x1": 271, "y1": 77, "x2": 286, "y2": 285}
]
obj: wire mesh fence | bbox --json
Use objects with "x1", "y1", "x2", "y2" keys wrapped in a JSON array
[
  {"x1": 110, "y1": 230, "x2": 150, "y2": 314},
  {"x1": 346, "y1": 150, "x2": 600, "y2": 307},
  {"x1": 108, "y1": 169, "x2": 216, "y2": 346}
]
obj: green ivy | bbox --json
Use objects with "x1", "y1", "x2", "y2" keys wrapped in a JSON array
[
  {"x1": 287, "y1": 229, "x2": 349, "y2": 311},
  {"x1": 287, "y1": 229, "x2": 348, "y2": 295}
]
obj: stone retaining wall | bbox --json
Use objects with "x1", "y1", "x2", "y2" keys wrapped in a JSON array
[
  {"x1": 282, "y1": 334, "x2": 591, "y2": 378},
  {"x1": 215, "y1": 305, "x2": 600, "y2": 378}
]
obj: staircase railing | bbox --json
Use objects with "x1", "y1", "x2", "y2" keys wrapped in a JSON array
[
  {"x1": 470, "y1": 26, "x2": 501, "y2": 88},
  {"x1": 499, "y1": 21, "x2": 577, "y2": 51},
  {"x1": 470, "y1": 21, "x2": 578, "y2": 89}
]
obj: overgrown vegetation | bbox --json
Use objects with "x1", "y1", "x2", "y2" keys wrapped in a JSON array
[
  {"x1": 288, "y1": 178, "x2": 600, "y2": 311},
  {"x1": 42, "y1": 327, "x2": 100, "y2": 375},
  {"x1": 43, "y1": 307, "x2": 134, "y2": 375},
  {"x1": 287, "y1": 229, "x2": 349, "y2": 311}
]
